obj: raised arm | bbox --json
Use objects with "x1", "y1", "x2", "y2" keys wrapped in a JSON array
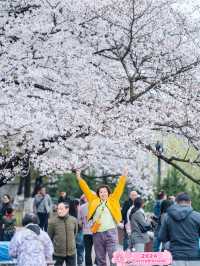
[
  {"x1": 76, "y1": 170, "x2": 96, "y2": 202},
  {"x1": 112, "y1": 167, "x2": 128, "y2": 200}
]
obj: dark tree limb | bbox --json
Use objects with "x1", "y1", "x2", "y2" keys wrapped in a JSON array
[{"x1": 146, "y1": 144, "x2": 200, "y2": 185}]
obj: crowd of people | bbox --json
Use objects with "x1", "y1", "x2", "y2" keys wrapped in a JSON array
[{"x1": 0, "y1": 169, "x2": 200, "y2": 266}]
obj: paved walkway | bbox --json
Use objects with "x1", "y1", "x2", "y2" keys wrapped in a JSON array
[{"x1": 80, "y1": 244, "x2": 123, "y2": 266}]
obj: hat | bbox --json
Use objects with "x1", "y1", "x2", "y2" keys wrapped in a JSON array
[{"x1": 176, "y1": 192, "x2": 191, "y2": 203}]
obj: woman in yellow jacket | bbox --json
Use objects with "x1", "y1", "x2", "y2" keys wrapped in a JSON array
[{"x1": 76, "y1": 168, "x2": 127, "y2": 266}]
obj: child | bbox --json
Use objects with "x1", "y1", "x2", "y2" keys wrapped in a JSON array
[{"x1": 2, "y1": 207, "x2": 16, "y2": 241}]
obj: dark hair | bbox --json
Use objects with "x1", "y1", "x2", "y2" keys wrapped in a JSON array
[
  {"x1": 39, "y1": 186, "x2": 46, "y2": 191},
  {"x1": 35, "y1": 186, "x2": 42, "y2": 194},
  {"x1": 6, "y1": 207, "x2": 13, "y2": 214},
  {"x1": 36, "y1": 185, "x2": 46, "y2": 193},
  {"x1": 96, "y1": 185, "x2": 111, "y2": 197},
  {"x1": 129, "y1": 197, "x2": 144, "y2": 221},
  {"x1": 69, "y1": 200, "x2": 79, "y2": 218},
  {"x1": 58, "y1": 201, "x2": 69, "y2": 208},
  {"x1": 22, "y1": 213, "x2": 39, "y2": 226},
  {"x1": 3, "y1": 194, "x2": 11, "y2": 201},
  {"x1": 80, "y1": 198, "x2": 86, "y2": 205},
  {"x1": 176, "y1": 192, "x2": 191, "y2": 203},
  {"x1": 74, "y1": 199, "x2": 80, "y2": 207},
  {"x1": 157, "y1": 191, "x2": 165, "y2": 200},
  {"x1": 160, "y1": 200, "x2": 173, "y2": 214}
]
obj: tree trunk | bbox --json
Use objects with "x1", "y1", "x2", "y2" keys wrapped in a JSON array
[
  {"x1": 23, "y1": 172, "x2": 33, "y2": 213},
  {"x1": 24, "y1": 172, "x2": 31, "y2": 198},
  {"x1": 130, "y1": 81, "x2": 134, "y2": 101},
  {"x1": 17, "y1": 176, "x2": 24, "y2": 195}
]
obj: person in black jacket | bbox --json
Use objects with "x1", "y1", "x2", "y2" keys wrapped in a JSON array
[
  {"x1": 121, "y1": 191, "x2": 138, "y2": 250},
  {"x1": 0, "y1": 194, "x2": 12, "y2": 240},
  {"x1": 159, "y1": 192, "x2": 200, "y2": 266},
  {"x1": 0, "y1": 194, "x2": 12, "y2": 216}
]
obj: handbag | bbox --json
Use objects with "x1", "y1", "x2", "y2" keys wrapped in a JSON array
[
  {"x1": 137, "y1": 222, "x2": 152, "y2": 233},
  {"x1": 90, "y1": 219, "x2": 101, "y2": 233},
  {"x1": 35, "y1": 196, "x2": 45, "y2": 209},
  {"x1": 90, "y1": 203, "x2": 105, "y2": 234}
]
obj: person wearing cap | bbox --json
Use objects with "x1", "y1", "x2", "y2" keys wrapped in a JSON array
[
  {"x1": 48, "y1": 202, "x2": 78, "y2": 266},
  {"x1": 9, "y1": 213, "x2": 54, "y2": 266},
  {"x1": 158, "y1": 192, "x2": 200, "y2": 266}
]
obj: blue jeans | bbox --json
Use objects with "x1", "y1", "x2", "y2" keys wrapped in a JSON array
[
  {"x1": 76, "y1": 231, "x2": 84, "y2": 265},
  {"x1": 153, "y1": 237, "x2": 161, "y2": 251},
  {"x1": 123, "y1": 230, "x2": 129, "y2": 250}
]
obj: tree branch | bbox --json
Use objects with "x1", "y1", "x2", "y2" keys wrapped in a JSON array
[{"x1": 146, "y1": 144, "x2": 200, "y2": 185}]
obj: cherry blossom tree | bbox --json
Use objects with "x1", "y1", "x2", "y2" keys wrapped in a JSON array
[{"x1": 0, "y1": 0, "x2": 200, "y2": 195}]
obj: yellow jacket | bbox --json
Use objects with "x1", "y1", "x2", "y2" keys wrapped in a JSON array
[{"x1": 78, "y1": 175, "x2": 126, "y2": 223}]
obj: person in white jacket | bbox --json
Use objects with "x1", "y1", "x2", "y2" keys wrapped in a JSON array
[{"x1": 9, "y1": 213, "x2": 54, "y2": 266}]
